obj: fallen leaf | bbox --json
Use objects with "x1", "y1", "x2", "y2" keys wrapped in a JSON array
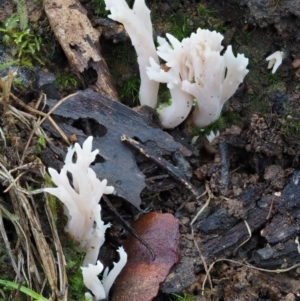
[{"x1": 111, "y1": 212, "x2": 180, "y2": 301}]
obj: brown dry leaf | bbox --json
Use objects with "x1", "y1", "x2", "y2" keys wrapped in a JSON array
[{"x1": 111, "y1": 212, "x2": 180, "y2": 301}]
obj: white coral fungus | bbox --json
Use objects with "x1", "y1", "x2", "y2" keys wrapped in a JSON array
[
  {"x1": 44, "y1": 136, "x2": 114, "y2": 266},
  {"x1": 266, "y1": 51, "x2": 284, "y2": 74},
  {"x1": 104, "y1": 0, "x2": 159, "y2": 108},
  {"x1": 82, "y1": 247, "x2": 127, "y2": 300},
  {"x1": 147, "y1": 29, "x2": 249, "y2": 128}
]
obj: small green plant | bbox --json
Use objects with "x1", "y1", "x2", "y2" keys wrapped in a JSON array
[
  {"x1": 12, "y1": 76, "x2": 24, "y2": 89},
  {"x1": 0, "y1": 279, "x2": 49, "y2": 301},
  {"x1": 35, "y1": 136, "x2": 46, "y2": 155},
  {"x1": 0, "y1": 60, "x2": 18, "y2": 72},
  {"x1": 55, "y1": 72, "x2": 80, "y2": 91},
  {"x1": 197, "y1": 3, "x2": 216, "y2": 19},
  {"x1": 14, "y1": 0, "x2": 28, "y2": 31},
  {"x1": 166, "y1": 14, "x2": 193, "y2": 41},
  {"x1": 262, "y1": 71, "x2": 281, "y2": 86},
  {"x1": 171, "y1": 292, "x2": 195, "y2": 301},
  {"x1": 0, "y1": 13, "x2": 43, "y2": 66},
  {"x1": 196, "y1": 3, "x2": 227, "y2": 33},
  {"x1": 120, "y1": 76, "x2": 140, "y2": 105},
  {"x1": 234, "y1": 27, "x2": 256, "y2": 45},
  {"x1": 191, "y1": 109, "x2": 240, "y2": 137},
  {"x1": 92, "y1": 0, "x2": 108, "y2": 17}
]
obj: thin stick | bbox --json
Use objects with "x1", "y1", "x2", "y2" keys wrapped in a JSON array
[
  {"x1": 233, "y1": 220, "x2": 252, "y2": 254},
  {"x1": 190, "y1": 182, "x2": 215, "y2": 290},
  {"x1": 9, "y1": 93, "x2": 70, "y2": 145},
  {"x1": 202, "y1": 258, "x2": 300, "y2": 294},
  {"x1": 102, "y1": 195, "x2": 156, "y2": 260},
  {"x1": 19, "y1": 93, "x2": 76, "y2": 165},
  {"x1": 121, "y1": 134, "x2": 198, "y2": 196}
]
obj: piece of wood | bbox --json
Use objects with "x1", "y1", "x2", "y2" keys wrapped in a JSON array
[
  {"x1": 43, "y1": 0, "x2": 118, "y2": 100},
  {"x1": 42, "y1": 89, "x2": 187, "y2": 208}
]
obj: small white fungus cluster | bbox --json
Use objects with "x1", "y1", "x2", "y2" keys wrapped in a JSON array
[
  {"x1": 104, "y1": 0, "x2": 249, "y2": 129},
  {"x1": 44, "y1": 137, "x2": 127, "y2": 300},
  {"x1": 147, "y1": 30, "x2": 249, "y2": 128}
]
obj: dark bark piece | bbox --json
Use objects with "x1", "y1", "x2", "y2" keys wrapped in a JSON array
[
  {"x1": 261, "y1": 212, "x2": 300, "y2": 244},
  {"x1": 219, "y1": 141, "x2": 230, "y2": 193},
  {"x1": 42, "y1": 89, "x2": 184, "y2": 208},
  {"x1": 279, "y1": 170, "x2": 300, "y2": 212},
  {"x1": 121, "y1": 135, "x2": 197, "y2": 196},
  {"x1": 197, "y1": 208, "x2": 238, "y2": 234},
  {"x1": 160, "y1": 261, "x2": 195, "y2": 294},
  {"x1": 43, "y1": 0, "x2": 118, "y2": 100},
  {"x1": 199, "y1": 207, "x2": 267, "y2": 259},
  {"x1": 253, "y1": 240, "x2": 300, "y2": 269},
  {"x1": 198, "y1": 170, "x2": 300, "y2": 269}
]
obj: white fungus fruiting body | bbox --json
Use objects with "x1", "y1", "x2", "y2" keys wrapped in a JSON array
[
  {"x1": 81, "y1": 247, "x2": 127, "y2": 300},
  {"x1": 147, "y1": 35, "x2": 194, "y2": 128},
  {"x1": 104, "y1": 0, "x2": 159, "y2": 108},
  {"x1": 266, "y1": 51, "x2": 284, "y2": 74},
  {"x1": 44, "y1": 137, "x2": 127, "y2": 300},
  {"x1": 43, "y1": 137, "x2": 114, "y2": 265},
  {"x1": 147, "y1": 29, "x2": 249, "y2": 129},
  {"x1": 206, "y1": 130, "x2": 220, "y2": 143}
]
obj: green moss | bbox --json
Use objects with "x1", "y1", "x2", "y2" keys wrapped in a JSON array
[
  {"x1": 245, "y1": 94, "x2": 269, "y2": 116},
  {"x1": 120, "y1": 76, "x2": 140, "y2": 105},
  {"x1": 191, "y1": 109, "x2": 240, "y2": 137},
  {"x1": 63, "y1": 241, "x2": 86, "y2": 301},
  {"x1": 92, "y1": 0, "x2": 108, "y2": 17},
  {"x1": 234, "y1": 28, "x2": 256, "y2": 46},
  {"x1": 197, "y1": 3, "x2": 216, "y2": 19},
  {"x1": 35, "y1": 137, "x2": 46, "y2": 155},
  {"x1": 278, "y1": 115, "x2": 300, "y2": 136},
  {"x1": 55, "y1": 72, "x2": 81, "y2": 92},
  {"x1": 14, "y1": 0, "x2": 28, "y2": 31},
  {"x1": 262, "y1": 71, "x2": 282, "y2": 86}
]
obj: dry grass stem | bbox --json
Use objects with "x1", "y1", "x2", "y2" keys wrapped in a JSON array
[{"x1": 0, "y1": 80, "x2": 70, "y2": 300}]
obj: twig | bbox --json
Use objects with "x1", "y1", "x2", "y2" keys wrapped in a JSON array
[
  {"x1": 10, "y1": 93, "x2": 68, "y2": 142},
  {"x1": 121, "y1": 134, "x2": 198, "y2": 196},
  {"x1": 266, "y1": 195, "x2": 276, "y2": 220},
  {"x1": 190, "y1": 182, "x2": 215, "y2": 290},
  {"x1": 233, "y1": 220, "x2": 252, "y2": 255},
  {"x1": 102, "y1": 195, "x2": 156, "y2": 260},
  {"x1": 19, "y1": 93, "x2": 76, "y2": 165},
  {"x1": 202, "y1": 257, "x2": 300, "y2": 294}
]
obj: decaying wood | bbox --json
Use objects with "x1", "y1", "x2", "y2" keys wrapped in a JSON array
[
  {"x1": 121, "y1": 134, "x2": 198, "y2": 196},
  {"x1": 43, "y1": 0, "x2": 118, "y2": 100},
  {"x1": 42, "y1": 89, "x2": 187, "y2": 208}
]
